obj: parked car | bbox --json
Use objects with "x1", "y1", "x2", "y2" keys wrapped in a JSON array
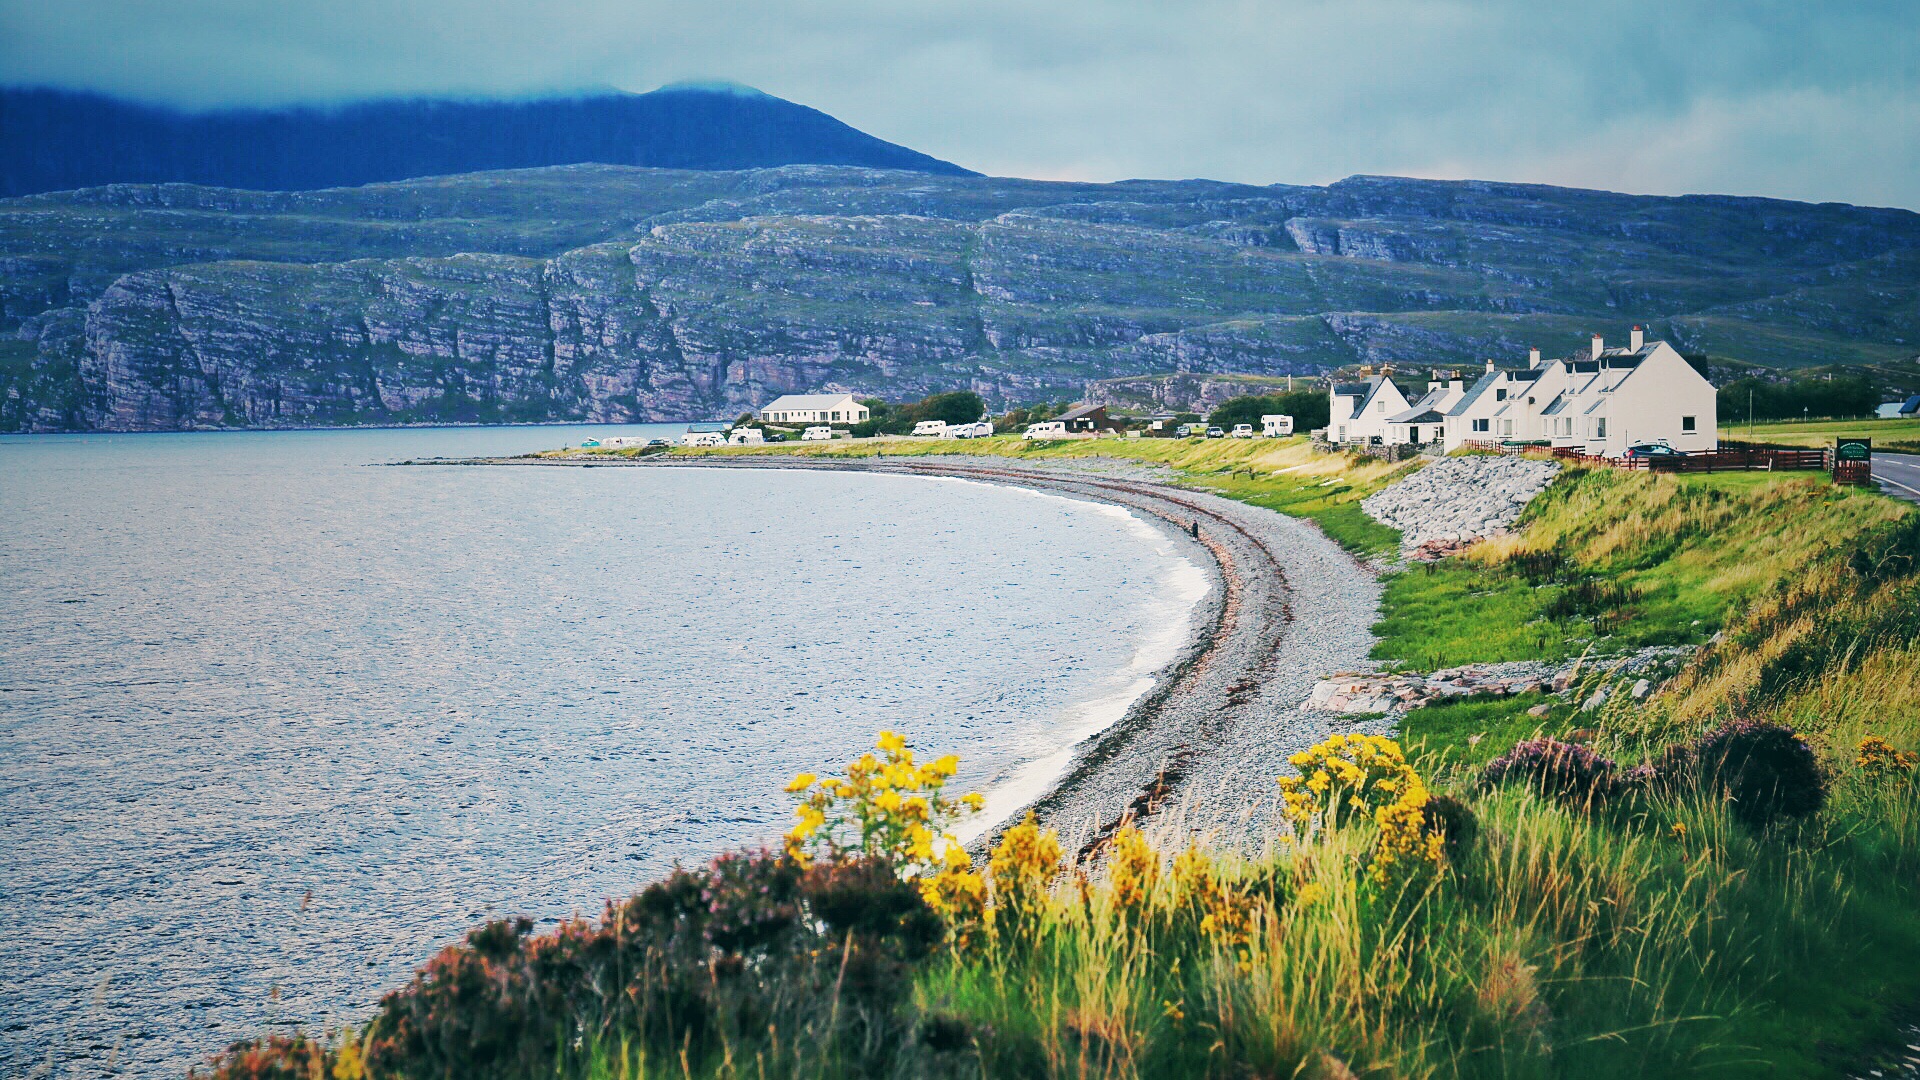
[
  {"x1": 801, "y1": 426, "x2": 834, "y2": 442},
  {"x1": 645, "y1": 438, "x2": 670, "y2": 447},
  {"x1": 1175, "y1": 423, "x2": 1206, "y2": 438},
  {"x1": 1622, "y1": 442, "x2": 1686, "y2": 459},
  {"x1": 1231, "y1": 423, "x2": 1254, "y2": 438},
  {"x1": 1024, "y1": 421, "x2": 1068, "y2": 439},
  {"x1": 764, "y1": 432, "x2": 787, "y2": 442},
  {"x1": 1206, "y1": 426, "x2": 1225, "y2": 438}
]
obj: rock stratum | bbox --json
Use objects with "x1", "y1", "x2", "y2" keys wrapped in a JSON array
[{"x1": 5, "y1": 165, "x2": 1920, "y2": 431}]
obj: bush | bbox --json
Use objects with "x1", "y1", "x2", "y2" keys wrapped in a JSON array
[
  {"x1": 1207, "y1": 389, "x2": 1330, "y2": 432},
  {"x1": 1421, "y1": 794, "x2": 1480, "y2": 863},
  {"x1": 1480, "y1": 738, "x2": 1623, "y2": 806},
  {"x1": 1661, "y1": 720, "x2": 1826, "y2": 829}
]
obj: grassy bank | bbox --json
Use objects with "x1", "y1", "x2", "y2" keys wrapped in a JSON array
[
  {"x1": 211, "y1": 438, "x2": 1920, "y2": 1079},
  {"x1": 1726, "y1": 416, "x2": 1920, "y2": 453}
]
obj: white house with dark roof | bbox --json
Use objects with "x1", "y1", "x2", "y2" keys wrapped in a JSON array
[
  {"x1": 1385, "y1": 374, "x2": 1468, "y2": 445},
  {"x1": 1328, "y1": 375, "x2": 1413, "y2": 444},
  {"x1": 1442, "y1": 328, "x2": 1717, "y2": 455},
  {"x1": 757, "y1": 394, "x2": 870, "y2": 426}
]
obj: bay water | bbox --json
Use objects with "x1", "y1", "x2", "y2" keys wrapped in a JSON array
[{"x1": 0, "y1": 426, "x2": 1205, "y2": 1077}]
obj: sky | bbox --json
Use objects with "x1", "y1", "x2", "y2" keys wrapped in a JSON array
[{"x1": 2, "y1": 0, "x2": 1916, "y2": 209}]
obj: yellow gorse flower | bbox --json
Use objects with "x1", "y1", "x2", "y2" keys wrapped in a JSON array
[
  {"x1": 1106, "y1": 825, "x2": 1159, "y2": 913},
  {"x1": 782, "y1": 731, "x2": 984, "y2": 877},
  {"x1": 1278, "y1": 733, "x2": 1448, "y2": 883}
]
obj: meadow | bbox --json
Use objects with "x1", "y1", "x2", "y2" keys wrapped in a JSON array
[{"x1": 208, "y1": 436, "x2": 1920, "y2": 1079}]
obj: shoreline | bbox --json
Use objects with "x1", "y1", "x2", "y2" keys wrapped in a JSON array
[{"x1": 433, "y1": 453, "x2": 1385, "y2": 851}]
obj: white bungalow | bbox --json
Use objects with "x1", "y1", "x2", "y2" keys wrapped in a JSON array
[
  {"x1": 1328, "y1": 375, "x2": 1412, "y2": 444},
  {"x1": 757, "y1": 394, "x2": 870, "y2": 426}
]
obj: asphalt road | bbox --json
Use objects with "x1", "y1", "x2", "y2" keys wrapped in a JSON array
[{"x1": 1876, "y1": 452, "x2": 1920, "y2": 504}]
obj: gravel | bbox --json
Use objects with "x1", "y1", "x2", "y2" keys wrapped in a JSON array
[{"x1": 1362, "y1": 455, "x2": 1561, "y2": 548}]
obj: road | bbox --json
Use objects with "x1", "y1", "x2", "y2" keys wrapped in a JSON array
[{"x1": 1877, "y1": 452, "x2": 1920, "y2": 505}]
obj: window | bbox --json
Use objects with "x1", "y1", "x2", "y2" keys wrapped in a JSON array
[
  {"x1": 1682, "y1": 415, "x2": 1697, "y2": 432},
  {"x1": 1596, "y1": 418, "x2": 1608, "y2": 438},
  {"x1": 1501, "y1": 419, "x2": 1513, "y2": 437},
  {"x1": 832, "y1": 411, "x2": 841, "y2": 422},
  {"x1": 1473, "y1": 418, "x2": 1490, "y2": 433},
  {"x1": 1495, "y1": 388, "x2": 1508, "y2": 401}
]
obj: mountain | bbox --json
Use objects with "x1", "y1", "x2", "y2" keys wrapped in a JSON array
[
  {"x1": 3, "y1": 165, "x2": 1918, "y2": 432},
  {"x1": 0, "y1": 84, "x2": 974, "y2": 197}
]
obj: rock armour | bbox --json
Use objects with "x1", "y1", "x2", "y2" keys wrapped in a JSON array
[{"x1": 1361, "y1": 455, "x2": 1561, "y2": 549}]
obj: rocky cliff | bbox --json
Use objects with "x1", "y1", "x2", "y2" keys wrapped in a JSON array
[{"x1": 5, "y1": 166, "x2": 1919, "y2": 431}]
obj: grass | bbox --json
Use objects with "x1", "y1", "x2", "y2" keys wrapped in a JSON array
[{"x1": 1728, "y1": 416, "x2": 1920, "y2": 453}]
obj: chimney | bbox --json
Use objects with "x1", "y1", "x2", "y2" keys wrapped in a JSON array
[
  {"x1": 1427, "y1": 379, "x2": 1441, "y2": 393},
  {"x1": 1528, "y1": 347, "x2": 1541, "y2": 368},
  {"x1": 1630, "y1": 324, "x2": 1645, "y2": 351},
  {"x1": 1448, "y1": 377, "x2": 1463, "y2": 392},
  {"x1": 1485, "y1": 358, "x2": 1495, "y2": 373},
  {"x1": 1591, "y1": 333, "x2": 1604, "y2": 361}
]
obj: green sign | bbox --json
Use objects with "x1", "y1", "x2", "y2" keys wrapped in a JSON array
[{"x1": 1836, "y1": 438, "x2": 1872, "y2": 462}]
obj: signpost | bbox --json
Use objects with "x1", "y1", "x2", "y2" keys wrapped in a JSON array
[{"x1": 1834, "y1": 438, "x2": 1872, "y2": 486}]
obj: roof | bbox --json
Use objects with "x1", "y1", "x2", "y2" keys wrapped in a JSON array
[
  {"x1": 1056, "y1": 403, "x2": 1109, "y2": 421},
  {"x1": 1348, "y1": 376, "x2": 1406, "y2": 419},
  {"x1": 1388, "y1": 408, "x2": 1445, "y2": 425},
  {"x1": 1905, "y1": 395, "x2": 1920, "y2": 413},
  {"x1": 761, "y1": 393, "x2": 860, "y2": 410},
  {"x1": 1445, "y1": 371, "x2": 1502, "y2": 417},
  {"x1": 1331, "y1": 383, "x2": 1371, "y2": 398},
  {"x1": 1540, "y1": 394, "x2": 1569, "y2": 416}
]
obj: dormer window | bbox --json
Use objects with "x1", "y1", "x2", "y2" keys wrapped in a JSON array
[{"x1": 1495, "y1": 389, "x2": 1508, "y2": 401}]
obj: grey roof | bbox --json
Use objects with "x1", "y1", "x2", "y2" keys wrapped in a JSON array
[
  {"x1": 761, "y1": 393, "x2": 861, "y2": 410},
  {"x1": 1445, "y1": 371, "x2": 1502, "y2": 417},
  {"x1": 1540, "y1": 394, "x2": 1569, "y2": 416},
  {"x1": 1388, "y1": 408, "x2": 1445, "y2": 424},
  {"x1": 1056, "y1": 403, "x2": 1108, "y2": 421},
  {"x1": 1331, "y1": 383, "x2": 1371, "y2": 398},
  {"x1": 1351, "y1": 377, "x2": 1406, "y2": 419},
  {"x1": 1905, "y1": 395, "x2": 1920, "y2": 414}
]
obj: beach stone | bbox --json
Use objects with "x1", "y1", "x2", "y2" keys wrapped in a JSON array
[
  {"x1": 1360, "y1": 455, "x2": 1562, "y2": 554},
  {"x1": 1527, "y1": 703, "x2": 1553, "y2": 718}
]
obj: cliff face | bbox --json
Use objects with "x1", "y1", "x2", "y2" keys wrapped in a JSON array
[{"x1": 5, "y1": 165, "x2": 1920, "y2": 431}]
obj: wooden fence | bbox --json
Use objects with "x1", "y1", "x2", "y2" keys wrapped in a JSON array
[{"x1": 1548, "y1": 443, "x2": 1870, "y2": 480}]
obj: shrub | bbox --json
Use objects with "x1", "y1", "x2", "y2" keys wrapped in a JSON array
[
  {"x1": 1662, "y1": 720, "x2": 1826, "y2": 828},
  {"x1": 784, "y1": 730, "x2": 984, "y2": 875},
  {"x1": 1105, "y1": 824, "x2": 1160, "y2": 915},
  {"x1": 1420, "y1": 793, "x2": 1480, "y2": 863},
  {"x1": 1480, "y1": 738, "x2": 1623, "y2": 806},
  {"x1": 1278, "y1": 733, "x2": 1426, "y2": 827},
  {"x1": 988, "y1": 812, "x2": 1062, "y2": 946}
]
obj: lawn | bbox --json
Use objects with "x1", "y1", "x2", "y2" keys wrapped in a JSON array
[{"x1": 1731, "y1": 415, "x2": 1920, "y2": 452}]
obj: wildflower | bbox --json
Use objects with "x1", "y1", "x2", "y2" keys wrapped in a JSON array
[
  {"x1": 784, "y1": 772, "x2": 816, "y2": 794},
  {"x1": 1106, "y1": 825, "x2": 1159, "y2": 913},
  {"x1": 962, "y1": 792, "x2": 986, "y2": 812},
  {"x1": 989, "y1": 813, "x2": 1062, "y2": 943},
  {"x1": 1670, "y1": 822, "x2": 1687, "y2": 840},
  {"x1": 783, "y1": 730, "x2": 982, "y2": 877},
  {"x1": 1857, "y1": 735, "x2": 1917, "y2": 778},
  {"x1": 1295, "y1": 881, "x2": 1327, "y2": 907},
  {"x1": 877, "y1": 730, "x2": 907, "y2": 754}
]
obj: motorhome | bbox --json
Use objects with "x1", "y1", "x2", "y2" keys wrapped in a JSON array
[
  {"x1": 1261, "y1": 414, "x2": 1295, "y2": 437},
  {"x1": 681, "y1": 430, "x2": 727, "y2": 448},
  {"x1": 912, "y1": 420, "x2": 949, "y2": 436},
  {"x1": 1023, "y1": 421, "x2": 1068, "y2": 440},
  {"x1": 943, "y1": 421, "x2": 994, "y2": 439},
  {"x1": 727, "y1": 427, "x2": 765, "y2": 445},
  {"x1": 801, "y1": 426, "x2": 835, "y2": 442}
]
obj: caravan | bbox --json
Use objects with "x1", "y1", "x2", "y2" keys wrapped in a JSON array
[
  {"x1": 943, "y1": 421, "x2": 994, "y2": 439},
  {"x1": 1261, "y1": 414, "x2": 1295, "y2": 437}
]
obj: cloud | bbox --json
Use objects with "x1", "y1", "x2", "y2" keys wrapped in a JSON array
[{"x1": 0, "y1": 0, "x2": 1913, "y2": 208}]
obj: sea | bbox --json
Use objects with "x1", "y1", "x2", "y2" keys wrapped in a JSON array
[{"x1": 0, "y1": 424, "x2": 1208, "y2": 1078}]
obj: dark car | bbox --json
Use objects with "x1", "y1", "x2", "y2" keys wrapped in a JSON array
[{"x1": 1623, "y1": 442, "x2": 1686, "y2": 458}]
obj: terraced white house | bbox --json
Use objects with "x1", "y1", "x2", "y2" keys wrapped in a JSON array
[{"x1": 1441, "y1": 328, "x2": 1718, "y2": 456}]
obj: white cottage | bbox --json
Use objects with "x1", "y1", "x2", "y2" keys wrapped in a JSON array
[
  {"x1": 757, "y1": 394, "x2": 870, "y2": 426},
  {"x1": 1385, "y1": 375, "x2": 1468, "y2": 445},
  {"x1": 1328, "y1": 375, "x2": 1413, "y2": 444}
]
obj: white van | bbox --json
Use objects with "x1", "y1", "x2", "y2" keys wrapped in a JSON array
[
  {"x1": 912, "y1": 420, "x2": 948, "y2": 437},
  {"x1": 1231, "y1": 423, "x2": 1255, "y2": 439},
  {"x1": 1261, "y1": 414, "x2": 1295, "y2": 438},
  {"x1": 801, "y1": 426, "x2": 834, "y2": 442},
  {"x1": 1023, "y1": 421, "x2": 1068, "y2": 440}
]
